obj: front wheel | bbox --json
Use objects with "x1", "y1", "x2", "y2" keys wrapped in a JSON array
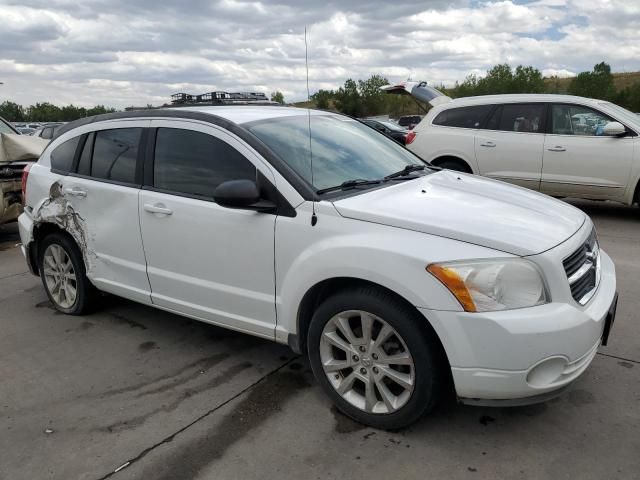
[{"x1": 307, "y1": 287, "x2": 446, "y2": 430}]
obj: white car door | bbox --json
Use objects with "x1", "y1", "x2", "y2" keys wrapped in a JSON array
[
  {"x1": 474, "y1": 103, "x2": 546, "y2": 190},
  {"x1": 55, "y1": 121, "x2": 151, "y2": 303},
  {"x1": 541, "y1": 103, "x2": 634, "y2": 200},
  {"x1": 139, "y1": 120, "x2": 277, "y2": 338}
]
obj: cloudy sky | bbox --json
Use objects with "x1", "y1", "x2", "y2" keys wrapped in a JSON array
[{"x1": 0, "y1": 0, "x2": 639, "y2": 108}]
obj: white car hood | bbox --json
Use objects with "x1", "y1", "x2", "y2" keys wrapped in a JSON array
[{"x1": 332, "y1": 171, "x2": 586, "y2": 256}]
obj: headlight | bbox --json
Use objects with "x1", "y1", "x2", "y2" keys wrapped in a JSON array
[{"x1": 427, "y1": 259, "x2": 548, "y2": 312}]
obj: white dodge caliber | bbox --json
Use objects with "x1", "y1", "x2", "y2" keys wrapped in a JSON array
[{"x1": 19, "y1": 106, "x2": 617, "y2": 429}]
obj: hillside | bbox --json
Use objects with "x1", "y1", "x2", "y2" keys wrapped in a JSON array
[{"x1": 545, "y1": 71, "x2": 640, "y2": 93}]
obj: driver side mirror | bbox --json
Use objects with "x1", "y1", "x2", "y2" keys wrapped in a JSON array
[
  {"x1": 602, "y1": 121, "x2": 626, "y2": 137},
  {"x1": 213, "y1": 179, "x2": 276, "y2": 212}
]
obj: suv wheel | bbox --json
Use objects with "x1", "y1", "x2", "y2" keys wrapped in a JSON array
[
  {"x1": 38, "y1": 233, "x2": 97, "y2": 315},
  {"x1": 308, "y1": 287, "x2": 445, "y2": 430}
]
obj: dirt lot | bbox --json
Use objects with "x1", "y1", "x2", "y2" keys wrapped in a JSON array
[{"x1": 1, "y1": 200, "x2": 638, "y2": 480}]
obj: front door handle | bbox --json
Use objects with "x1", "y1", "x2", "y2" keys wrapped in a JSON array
[
  {"x1": 479, "y1": 141, "x2": 496, "y2": 147},
  {"x1": 547, "y1": 146, "x2": 566, "y2": 152},
  {"x1": 143, "y1": 203, "x2": 173, "y2": 215},
  {"x1": 63, "y1": 187, "x2": 87, "y2": 197}
]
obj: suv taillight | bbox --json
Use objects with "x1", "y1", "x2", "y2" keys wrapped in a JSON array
[
  {"x1": 405, "y1": 130, "x2": 416, "y2": 144},
  {"x1": 21, "y1": 163, "x2": 31, "y2": 205}
]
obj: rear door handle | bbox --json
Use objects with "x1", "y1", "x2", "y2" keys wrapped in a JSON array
[
  {"x1": 62, "y1": 187, "x2": 87, "y2": 197},
  {"x1": 479, "y1": 141, "x2": 496, "y2": 147},
  {"x1": 143, "y1": 203, "x2": 173, "y2": 215},
  {"x1": 547, "y1": 146, "x2": 566, "y2": 152}
]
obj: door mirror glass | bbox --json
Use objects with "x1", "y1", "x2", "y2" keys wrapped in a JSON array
[
  {"x1": 214, "y1": 179, "x2": 261, "y2": 209},
  {"x1": 602, "y1": 121, "x2": 626, "y2": 136}
]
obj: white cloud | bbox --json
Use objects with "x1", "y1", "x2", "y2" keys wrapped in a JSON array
[{"x1": 0, "y1": 0, "x2": 638, "y2": 107}]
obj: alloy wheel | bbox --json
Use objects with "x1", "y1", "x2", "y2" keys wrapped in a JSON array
[
  {"x1": 42, "y1": 244, "x2": 78, "y2": 309},
  {"x1": 319, "y1": 310, "x2": 415, "y2": 414}
]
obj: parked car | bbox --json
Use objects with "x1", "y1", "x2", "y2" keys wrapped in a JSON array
[
  {"x1": 361, "y1": 119, "x2": 410, "y2": 144},
  {"x1": 19, "y1": 106, "x2": 617, "y2": 429},
  {"x1": 382, "y1": 82, "x2": 640, "y2": 207},
  {"x1": 1, "y1": 117, "x2": 48, "y2": 224},
  {"x1": 16, "y1": 127, "x2": 37, "y2": 136},
  {"x1": 397, "y1": 115, "x2": 423, "y2": 130},
  {"x1": 34, "y1": 124, "x2": 63, "y2": 140}
]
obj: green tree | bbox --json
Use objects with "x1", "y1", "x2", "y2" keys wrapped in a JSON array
[
  {"x1": 0, "y1": 101, "x2": 25, "y2": 122},
  {"x1": 568, "y1": 62, "x2": 616, "y2": 100},
  {"x1": 310, "y1": 89, "x2": 334, "y2": 109},
  {"x1": 334, "y1": 78, "x2": 362, "y2": 116},
  {"x1": 270, "y1": 91, "x2": 285, "y2": 104},
  {"x1": 357, "y1": 74, "x2": 389, "y2": 116},
  {"x1": 450, "y1": 64, "x2": 545, "y2": 98}
]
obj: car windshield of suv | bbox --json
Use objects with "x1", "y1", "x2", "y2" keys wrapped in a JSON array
[
  {"x1": 0, "y1": 119, "x2": 16, "y2": 134},
  {"x1": 246, "y1": 114, "x2": 423, "y2": 191},
  {"x1": 600, "y1": 102, "x2": 640, "y2": 127}
]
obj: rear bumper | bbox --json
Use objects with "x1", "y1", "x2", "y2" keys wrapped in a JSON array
[
  {"x1": 18, "y1": 212, "x2": 38, "y2": 275},
  {"x1": 419, "y1": 250, "x2": 617, "y2": 401}
]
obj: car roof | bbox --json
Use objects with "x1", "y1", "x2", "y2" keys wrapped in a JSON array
[
  {"x1": 445, "y1": 93, "x2": 602, "y2": 108},
  {"x1": 173, "y1": 105, "x2": 335, "y2": 124}
]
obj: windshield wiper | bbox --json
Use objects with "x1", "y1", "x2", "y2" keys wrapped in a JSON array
[
  {"x1": 317, "y1": 179, "x2": 382, "y2": 194},
  {"x1": 384, "y1": 164, "x2": 426, "y2": 180}
]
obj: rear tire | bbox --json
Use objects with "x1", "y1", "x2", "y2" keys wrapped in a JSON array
[
  {"x1": 37, "y1": 233, "x2": 98, "y2": 315},
  {"x1": 307, "y1": 287, "x2": 446, "y2": 430}
]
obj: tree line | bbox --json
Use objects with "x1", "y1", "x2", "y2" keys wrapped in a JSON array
[
  {"x1": 0, "y1": 101, "x2": 116, "y2": 122},
  {"x1": 310, "y1": 61, "x2": 640, "y2": 117},
  {"x1": 3, "y1": 61, "x2": 639, "y2": 123}
]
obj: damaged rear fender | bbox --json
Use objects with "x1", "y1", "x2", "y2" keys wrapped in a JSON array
[{"x1": 31, "y1": 181, "x2": 96, "y2": 275}]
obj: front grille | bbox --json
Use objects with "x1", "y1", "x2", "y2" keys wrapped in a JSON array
[{"x1": 563, "y1": 229, "x2": 599, "y2": 305}]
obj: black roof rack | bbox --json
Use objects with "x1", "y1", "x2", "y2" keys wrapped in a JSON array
[{"x1": 170, "y1": 91, "x2": 274, "y2": 105}]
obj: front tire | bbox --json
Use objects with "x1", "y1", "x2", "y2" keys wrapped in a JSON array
[
  {"x1": 38, "y1": 233, "x2": 97, "y2": 315},
  {"x1": 307, "y1": 287, "x2": 446, "y2": 430}
]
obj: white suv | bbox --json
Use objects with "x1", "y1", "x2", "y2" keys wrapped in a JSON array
[
  {"x1": 383, "y1": 83, "x2": 640, "y2": 206},
  {"x1": 19, "y1": 106, "x2": 617, "y2": 429}
]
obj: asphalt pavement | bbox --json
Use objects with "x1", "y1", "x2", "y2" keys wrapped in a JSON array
[{"x1": 0, "y1": 199, "x2": 638, "y2": 480}]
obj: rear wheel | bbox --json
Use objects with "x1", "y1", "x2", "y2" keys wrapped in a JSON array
[
  {"x1": 307, "y1": 287, "x2": 445, "y2": 430},
  {"x1": 38, "y1": 233, "x2": 97, "y2": 315}
]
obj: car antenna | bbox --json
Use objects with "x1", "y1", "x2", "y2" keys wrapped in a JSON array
[{"x1": 305, "y1": 26, "x2": 318, "y2": 227}]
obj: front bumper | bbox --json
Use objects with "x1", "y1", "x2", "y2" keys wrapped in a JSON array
[{"x1": 420, "y1": 249, "x2": 617, "y2": 402}]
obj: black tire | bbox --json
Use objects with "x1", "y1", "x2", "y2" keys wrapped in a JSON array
[
  {"x1": 437, "y1": 159, "x2": 470, "y2": 173},
  {"x1": 307, "y1": 286, "x2": 447, "y2": 430},
  {"x1": 37, "y1": 232, "x2": 98, "y2": 315}
]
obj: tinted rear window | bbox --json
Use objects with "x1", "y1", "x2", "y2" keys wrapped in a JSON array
[
  {"x1": 486, "y1": 104, "x2": 545, "y2": 133},
  {"x1": 433, "y1": 105, "x2": 493, "y2": 129},
  {"x1": 153, "y1": 128, "x2": 257, "y2": 197},
  {"x1": 50, "y1": 136, "x2": 81, "y2": 172},
  {"x1": 90, "y1": 128, "x2": 141, "y2": 184}
]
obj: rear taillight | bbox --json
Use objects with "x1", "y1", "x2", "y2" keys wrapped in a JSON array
[
  {"x1": 21, "y1": 163, "x2": 31, "y2": 205},
  {"x1": 405, "y1": 130, "x2": 416, "y2": 144}
]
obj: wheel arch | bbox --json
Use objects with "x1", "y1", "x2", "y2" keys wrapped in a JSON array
[
  {"x1": 430, "y1": 155, "x2": 474, "y2": 173},
  {"x1": 292, "y1": 277, "x2": 452, "y2": 373},
  {"x1": 29, "y1": 222, "x2": 80, "y2": 275}
]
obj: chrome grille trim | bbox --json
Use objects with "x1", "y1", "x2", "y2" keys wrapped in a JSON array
[{"x1": 562, "y1": 229, "x2": 600, "y2": 305}]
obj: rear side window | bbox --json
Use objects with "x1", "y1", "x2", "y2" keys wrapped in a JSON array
[
  {"x1": 153, "y1": 128, "x2": 257, "y2": 198},
  {"x1": 433, "y1": 105, "x2": 493, "y2": 129},
  {"x1": 486, "y1": 104, "x2": 545, "y2": 133},
  {"x1": 86, "y1": 128, "x2": 142, "y2": 184},
  {"x1": 50, "y1": 136, "x2": 81, "y2": 172}
]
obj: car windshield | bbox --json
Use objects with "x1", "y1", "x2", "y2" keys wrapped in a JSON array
[
  {"x1": 378, "y1": 120, "x2": 406, "y2": 131},
  {"x1": 246, "y1": 114, "x2": 423, "y2": 191},
  {"x1": 601, "y1": 102, "x2": 640, "y2": 126},
  {"x1": 0, "y1": 119, "x2": 15, "y2": 135}
]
